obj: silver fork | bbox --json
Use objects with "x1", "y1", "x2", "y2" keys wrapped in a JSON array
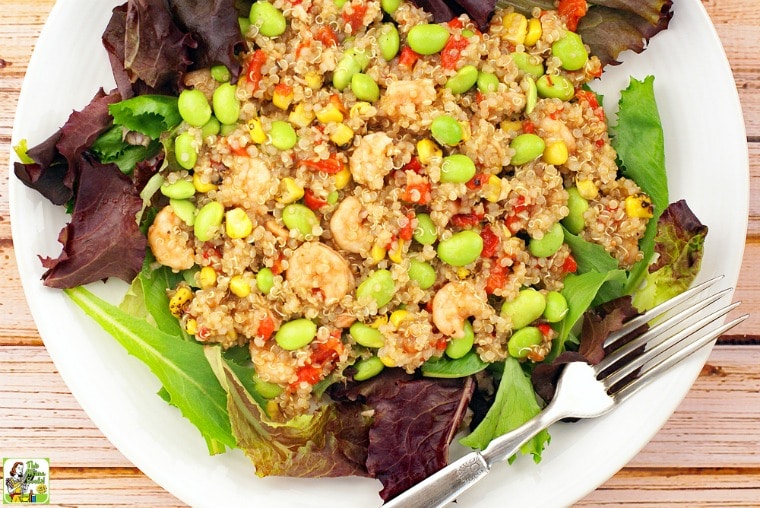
[{"x1": 384, "y1": 276, "x2": 748, "y2": 507}]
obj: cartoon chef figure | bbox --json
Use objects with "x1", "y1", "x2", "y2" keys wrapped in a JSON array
[{"x1": 5, "y1": 462, "x2": 28, "y2": 503}]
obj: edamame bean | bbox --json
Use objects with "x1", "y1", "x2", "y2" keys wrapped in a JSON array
[
  {"x1": 562, "y1": 186, "x2": 589, "y2": 234},
  {"x1": 446, "y1": 320, "x2": 474, "y2": 359},
  {"x1": 440, "y1": 154, "x2": 476, "y2": 184},
  {"x1": 351, "y1": 73, "x2": 380, "y2": 102},
  {"x1": 253, "y1": 372, "x2": 283, "y2": 398},
  {"x1": 239, "y1": 16, "x2": 251, "y2": 34},
  {"x1": 349, "y1": 322, "x2": 385, "y2": 348},
  {"x1": 510, "y1": 133, "x2": 545, "y2": 165},
  {"x1": 525, "y1": 76, "x2": 537, "y2": 114},
  {"x1": 356, "y1": 269, "x2": 395, "y2": 308},
  {"x1": 552, "y1": 32, "x2": 588, "y2": 71},
  {"x1": 508, "y1": 326, "x2": 542, "y2": 358},
  {"x1": 212, "y1": 82, "x2": 241, "y2": 125},
  {"x1": 536, "y1": 74, "x2": 574, "y2": 101},
  {"x1": 407, "y1": 24, "x2": 450, "y2": 55},
  {"x1": 210, "y1": 65, "x2": 231, "y2": 83},
  {"x1": 437, "y1": 230, "x2": 483, "y2": 266},
  {"x1": 269, "y1": 120, "x2": 297, "y2": 150},
  {"x1": 381, "y1": 0, "x2": 401, "y2": 14},
  {"x1": 543, "y1": 291, "x2": 568, "y2": 323},
  {"x1": 528, "y1": 222, "x2": 564, "y2": 258},
  {"x1": 413, "y1": 213, "x2": 437, "y2": 245},
  {"x1": 282, "y1": 203, "x2": 318, "y2": 236},
  {"x1": 194, "y1": 201, "x2": 224, "y2": 241},
  {"x1": 201, "y1": 116, "x2": 221, "y2": 138},
  {"x1": 353, "y1": 356, "x2": 385, "y2": 381},
  {"x1": 445, "y1": 65, "x2": 478, "y2": 94},
  {"x1": 169, "y1": 199, "x2": 196, "y2": 227},
  {"x1": 408, "y1": 259, "x2": 436, "y2": 289},
  {"x1": 174, "y1": 132, "x2": 198, "y2": 169},
  {"x1": 431, "y1": 115, "x2": 463, "y2": 146},
  {"x1": 510, "y1": 52, "x2": 544, "y2": 77},
  {"x1": 178, "y1": 89, "x2": 212, "y2": 127},
  {"x1": 256, "y1": 267, "x2": 274, "y2": 294},
  {"x1": 161, "y1": 179, "x2": 196, "y2": 200},
  {"x1": 477, "y1": 71, "x2": 500, "y2": 93},
  {"x1": 333, "y1": 55, "x2": 362, "y2": 90},
  {"x1": 275, "y1": 318, "x2": 317, "y2": 350},
  {"x1": 500, "y1": 288, "x2": 546, "y2": 329},
  {"x1": 333, "y1": 0, "x2": 347, "y2": 8},
  {"x1": 220, "y1": 123, "x2": 237, "y2": 136},
  {"x1": 378, "y1": 23, "x2": 400, "y2": 61},
  {"x1": 249, "y1": 1, "x2": 287, "y2": 37}
]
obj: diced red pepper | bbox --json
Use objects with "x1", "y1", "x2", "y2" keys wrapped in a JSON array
[
  {"x1": 480, "y1": 226, "x2": 500, "y2": 258},
  {"x1": 399, "y1": 211, "x2": 415, "y2": 241},
  {"x1": 522, "y1": 120, "x2": 535, "y2": 134},
  {"x1": 303, "y1": 188, "x2": 329, "y2": 210},
  {"x1": 485, "y1": 262, "x2": 508, "y2": 295},
  {"x1": 342, "y1": 3, "x2": 367, "y2": 33},
  {"x1": 293, "y1": 364, "x2": 322, "y2": 387},
  {"x1": 401, "y1": 180, "x2": 431, "y2": 205},
  {"x1": 271, "y1": 254, "x2": 284, "y2": 275},
  {"x1": 301, "y1": 153, "x2": 345, "y2": 174},
  {"x1": 435, "y1": 337, "x2": 448, "y2": 351},
  {"x1": 447, "y1": 18, "x2": 463, "y2": 30},
  {"x1": 403, "y1": 156, "x2": 423, "y2": 174},
  {"x1": 315, "y1": 25, "x2": 338, "y2": 47},
  {"x1": 245, "y1": 49, "x2": 267, "y2": 93},
  {"x1": 475, "y1": 91, "x2": 486, "y2": 104},
  {"x1": 441, "y1": 35, "x2": 468, "y2": 70},
  {"x1": 537, "y1": 322, "x2": 553, "y2": 338},
  {"x1": 451, "y1": 213, "x2": 482, "y2": 228},
  {"x1": 465, "y1": 173, "x2": 489, "y2": 190},
  {"x1": 575, "y1": 89, "x2": 605, "y2": 121},
  {"x1": 558, "y1": 0, "x2": 588, "y2": 31},
  {"x1": 230, "y1": 144, "x2": 249, "y2": 157},
  {"x1": 562, "y1": 254, "x2": 578, "y2": 273},
  {"x1": 311, "y1": 334, "x2": 344, "y2": 365},
  {"x1": 257, "y1": 314, "x2": 275, "y2": 341},
  {"x1": 505, "y1": 214, "x2": 522, "y2": 234},
  {"x1": 399, "y1": 46, "x2": 420, "y2": 68}
]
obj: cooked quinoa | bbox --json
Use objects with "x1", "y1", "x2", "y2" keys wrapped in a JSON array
[{"x1": 147, "y1": 0, "x2": 650, "y2": 419}]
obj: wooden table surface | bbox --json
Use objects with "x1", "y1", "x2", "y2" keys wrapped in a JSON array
[{"x1": 1, "y1": 0, "x2": 758, "y2": 506}]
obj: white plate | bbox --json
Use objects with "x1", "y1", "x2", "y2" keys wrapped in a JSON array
[{"x1": 9, "y1": 1, "x2": 748, "y2": 506}]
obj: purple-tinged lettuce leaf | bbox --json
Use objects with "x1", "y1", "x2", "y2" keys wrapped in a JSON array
[{"x1": 410, "y1": 0, "x2": 460, "y2": 24}]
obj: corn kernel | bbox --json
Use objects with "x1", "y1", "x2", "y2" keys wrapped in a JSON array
[
  {"x1": 278, "y1": 177, "x2": 305, "y2": 204},
  {"x1": 349, "y1": 101, "x2": 373, "y2": 119},
  {"x1": 389, "y1": 310, "x2": 409, "y2": 328},
  {"x1": 459, "y1": 121, "x2": 472, "y2": 142},
  {"x1": 330, "y1": 124, "x2": 354, "y2": 146},
  {"x1": 316, "y1": 103, "x2": 344, "y2": 124},
  {"x1": 226, "y1": 328, "x2": 239, "y2": 341},
  {"x1": 266, "y1": 399, "x2": 281, "y2": 418},
  {"x1": 199, "y1": 266, "x2": 217, "y2": 289},
  {"x1": 169, "y1": 285, "x2": 193, "y2": 317},
  {"x1": 304, "y1": 72, "x2": 323, "y2": 90},
  {"x1": 288, "y1": 103, "x2": 315, "y2": 128},
  {"x1": 388, "y1": 240, "x2": 404, "y2": 263},
  {"x1": 229, "y1": 275, "x2": 251, "y2": 298},
  {"x1": 185, "y1": 318, "x2": 198, "y2": 335},
  {"x1": 225, "y1": 207, "x2": 253, "y2": 239},
  {"x1": 272, "y1": 84, "x2": 294, "y2": 110},
  {"x1": 248, "y1": 118, "x2": 267, "y2": 144},
  {"x1": 334, "y1": 167, "x2": 352, "y2": 190},
  {"x1": 484, "y1": 175, "x2": 502, "y2": 203},
  {"x1": 502, "y1": 12, "x2": 528, "y2": 45},
  {"x1": 193, "y1": 172, "x2": 217, "y2": 193},
  {"x1": 624, "y1": 193, "x2": 654, "y2": 219},
  {"x1": 370, "y1": 243, "x2": 387, "y2": 264},
  {"x1": 543, "y1": 141, "x2": 569, "y2": 166},
  {"x1": 576, "y1": 179, "x2": 599, "y2": 200},
  {"x1": 379, "y1": 355, "x2": 396, "y2": 367},
  {"x1": 456, "y1": 267, "x2": 470, "y2": 279},
  {"x1": 524, "y1": 18, "x2": 542, "y2": 46},
  {"x1": 416, "y1": 139, "x2": 442, "y2": 164},
  {"x1": 371, "y1": 315, "x2": 389, "y2": 328},
  {"x1": 500, "y1": 120, "x2": 523, "y2": 133}
]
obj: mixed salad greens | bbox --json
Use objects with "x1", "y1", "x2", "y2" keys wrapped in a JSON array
[{"x1": 13, "y1": 0, "x2": 709, "y2": 501}]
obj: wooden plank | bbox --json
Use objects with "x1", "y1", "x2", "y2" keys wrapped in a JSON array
[{"x1": 49, "y1": 468, "x2": 184, "y2": 507}]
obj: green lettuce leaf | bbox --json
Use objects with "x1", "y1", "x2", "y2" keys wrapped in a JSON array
[
  {"x1": 557, "y1": 270, "x2": 627, "y2": 345},
  {"x1": 90, "y1": 125, "x2": 160, "y2": 174},
  {"x1": 421, "y1": 350, "x2": 489, "y2": 378},
  {"x1": 108, "y1": 95, "x2": 182, "y2": 139}
]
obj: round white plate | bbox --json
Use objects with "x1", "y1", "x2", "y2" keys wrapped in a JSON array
[{"x1": 10, "y1": 0, "x2": 748, "y2": 506}]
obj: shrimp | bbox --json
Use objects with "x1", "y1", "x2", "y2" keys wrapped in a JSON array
[
  {"x1": 148, "y1": 205, "x2": 195, "y2": 272},
  {"x1": 432, "y1": 281, "x2": 494, "y2": 338},
  {"x1": 349, "y1": 132, "x2": 394, "y2": 190},
  {"x1": 216, "y1": 155, "x2": 275, "y2": 213},
  {"x1": 286, "y1": 242, "x2": 355, "y2": 304},
  {"x1": 380, "y1": 79, "x2": 437, "y2": 122},
  {"x1": 329, "y1": 196, "x2": 372, "y2": 254},
  {"x1": 538, "y1": 117, "x2": 577, "y2": 153}
]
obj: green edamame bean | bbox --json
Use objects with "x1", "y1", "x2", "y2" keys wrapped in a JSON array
[
  {"x1": 446, "y1": 320, "x2": 474, "y2": 359},
  {"x1": 174, "y1": 132, "x2": 198, "y2": 170},
  {"x1": 333, "y1": 55, "x2": 362, "y2": 91},
  {"x1": 211, "y1": 65, "x2": 231, "y2": 83},
  {"x1": 327, "y1": 191, "x2": 339, "y2": 205},
  {"x1": 357, "y1": 269, "x2": 395, "y2": 308},
  {"x1": 501, "y1": 288, "x2": 546, "y2": 329},
  {"x1": 510, "y1": 52, "x2": 544, "y2": 77},
  {"x1": 445, "y1": 65, "x2": 478, "y2": 94},
  {"x1": 256, "y1": 267, "x2": 274, "y2": 294},
  {"x1": 194, "y1": 201, "x2": 224, "y2": 241},
  {"x1": 282, "y1": 203, "x2": 318, "y2": 236},
  {"x1": 220, "y1": 123, "x2": 237, "y2": 136},
  {"x1": 351, "y1": 73, "x2": 380, "y2": 102},
  {"x1": 212, "y1": 82, "x2": 241, "y2": 125},
  {"x1": 169, "y1": 199, "x2": 196, "y2": 227},
  {"x1": 346, "y1": 47, "x2": 371, "y2": 70},
  {"x1": 528, "y1": 222, "x2": 564, "y2": 258},
  {"x1": 510, "y1": 133, "x2": 545, "y2": 165},
  {"x1": 378, "y1": 23, "x2": 400, "y2": 61},
  {"x1": 413, "y1": 213, "x2": 437, "y2": 245},
  {"x1": 407, "y1": 24, "x2": 450, "y2": 55},
  {"x1": 178, "y1": 89, "x2": 212, "y2": 128},
  {"x1": 477, "y1": 71, "x2": 500, "y2": 93},
  {"x1": 437, "y1": 230, "x2": 483, "y2": 267},
  {"x1": 275, "y1": 318, "x2": 317, "y2": 350},
  {"x1": 161, "y1": 179, "x2": 195, "y2": 200},
  {"x1": 239, "y1": 16, "x2": 251, "y2": 34},
  {"x1": 508, "y1": 326, "x2": 542, "y2": 358},
  {"x1": 440, "y1": 154, "x2": 476, "y2": 184},
  {"x1": 552, "y1": 32, "x2": 588, "y2": 71},
  {"x1": 353, "y1": 356, "x2": 385, "y2": 381},
  {"x1": 333, "y1": 0, "x2": 347, "y2": 8},
  {"x1": 525, "y1": 76, "x2": 537, "y2": 114},
  {"x1": 430, "y1": 115, "x2": 463, "y2": 146},
  {"x1": 562, "y1": 186, "x2": 589, "y2": 234},
  {"x1": 269, "y1": 120, "x2": 297, "y2": 150},
  {"x1": 349, "y1": 322, "x2": 385, "y2": 348},
  {"x1": 543, "y1": 291, "x2": 568, "y2": 323},
  {"x1": 253, "y1": 372, "x2": 283, "y2": 398},
  {"x1": 408, "y1": 259, "x2": 436, "y2": 289},
  {"x1": 201, "y1": 116, "x2": 221, "y2": 138},
  {"x1": 249, "y1": 1, "x2": 287, "y2": 37},
  {"x1": 381, "y1": 0, "x2": 401, "y2": 14},
  {"x1": 536, "y1": 74, "x2": 574, "y2": 101}
]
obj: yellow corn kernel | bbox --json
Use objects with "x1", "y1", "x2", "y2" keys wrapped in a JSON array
[
  {"x1": 304, "y1": 71, "x2": 323, "y2": 90},
  {"x1": 388, "y1": 240, "x2": 404, "y2": 263},
  {"x1": 484, "y1": 175, "x2": 502, "y2": 203},
  {"x1": 456, "y1": 267, "x2": 471, "y2": 279},
  {"x1": 225, "y1": 207, "x2": 253, "y2": 239},
  {"x1": 193, "y1": 172, "x2": 217, "y2": 193},
  {"x1": 624, "y1": 193, "x2": 654, "y2": 219},
  {"x1": 416, "y1": 139, "x2": 442, "y2": 164},
  {"x1": 500, "y1": 120, "x2": 523, "y2": 133},
  {"x1": 272, "y1": 85, "x2": 294, "y2": 110},
  {"x1": 229, "y1": 275, "x2": 251, "y2": 298},
  {"x1": 371, "y1": 314, "x2": 389, "y2": 328},
  {"x1": 226, "y1": 328, "x2": 239, "y2": 341},
  {"x1": 185, "y1": 318, "x2": 198, "y2": 336},
  {"x1": 459, "y1": 121, "x2": 472, "y2": 142},
  {"x1": 576, "y1": 179, "x2": 599, "y2": 200},
  {"x1": 248, "y1": 118, "x2": 267, "y2": 144},
  {"x1": 278, "y1": 177, "x2": 305, "y2": 204},
  {"x1": 389, "y1": 310, "x2": 409, "y2": 328},
  {"x1": 349, "y1": 101, "x2": 373, "y2": 119},
  {"x1": 288, "y1": 103, "x2": 315, "y2": 128},
  {"x1": 524, "y1": 18, "x2": 542, "y2": 46},
  {"x1": 543, "y1": 141, "x2": 569, "y2": 166},
  {"x1": 370, "y1": 243, "x2": 387, "y2": 264},
  {"x1": 169, "y1": 285, "x2": 193, "y2": 317},
  {"x1": 199, "y1": 266, "x2": 217, "y2": 289},
  {"x1": 379, "y1": 355, "x2": 396, "y2": 367},
  {"x1": 334, "y1": 167, "x2": 352, "y2": 190},
  {"x1": 330, "y1": 124, "x2": 354, "y2": 146},
  {"x1": 502, "y1": 12, "x2": 528, "y2": 45},
  {"x1": 316, "y1": 103, "x2": 344, "y2": 124}
]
